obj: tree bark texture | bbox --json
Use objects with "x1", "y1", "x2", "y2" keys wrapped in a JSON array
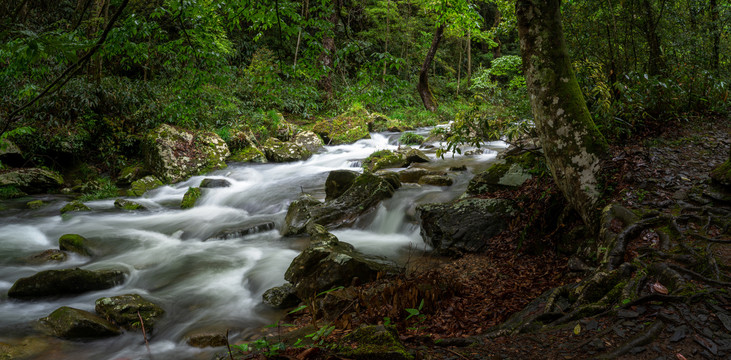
[
  {"x1": 417, "y1": 24, "x2": 444, "y2": 112},
  {"x1": 516, "y1": 0, "x2": 609, "y2": 231}
]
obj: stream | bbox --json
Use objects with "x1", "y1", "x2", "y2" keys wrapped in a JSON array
[{"x1": 0, "y1": 128, "x2": 506, "y2": 360}]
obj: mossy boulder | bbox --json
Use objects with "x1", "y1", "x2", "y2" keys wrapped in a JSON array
[
  {"x1": 0, "y1": 138, "x2": 24, "y2": 167},
  {"x1": 282, "y1": 173, "x2": 397, "y2": 236},
  {"x1": 397, "y1": 168, "x2": 443, "y2": 183},
  {"x1": 115, "y1": 164, "x2": 148, "y2": 186},
  {"x1": 466, "y1": 151, "x2": 542, "y2": 195},
  {"x1": 362, "y1": 150, "x2": 407, "y2": 172},
  {"x1": 418, "y1": 174, "x2": 453, "y2": 186},
  {"x1": 293, "y1": 131, "x2": 325, "y2": 153},
  {"x1": 95, "y1": 293, "x2": 165, "y2": 333},
  {"x1": 398, "y1": 132, "x2": 425, "y2": 146},
  {"x1": 39, "y1": 306, "x2": 121, "y2": 340},
  {"x1": 26, "y1": 200, "x2": 46, "y2": 209},
  {"x1": 143, "y1": 124, "x2": 230, "y2": 183},
  {"x1": 7, "y1": 268, "x2": 126, "y2": 298},
  {"x1": 0, "y1": 168, "x2": 63, "y2": 194},
  {"x1": 0, "y1": 337, "x2": 52, "y2": 360},
  {"x1": 284, "y1": 225, "x2": 398, "y2": 299},
  {"x1": 367, "y1": 113, "x2": 412, "y2": 133},
  {"x1": 325, "y1": 170, "x2": 360, "y2": 201},
  {"x1": 417, "y1": 198, "x2": 516, "y2": 254},
  {"x1": 226, "y1": 127, "x2": 258, "y2": 151},
  {"x1": 181, "y1": 187, "x2": 201, "y2": 209},
  {"x1": 199, "y1": 178, "x2": 231, "y2": 188},
  {"x1": 261, "y1": 138, "x2": 312, "y2": 163},
  {"x1": 403, "y1": 148, "x2": 429, "y2": 164},
  {"x1": 262, "y1": 283, "x2": 300, "y2": 309},
  {"x1": 710, "y1": 158, "x2": 731, "y2": 188},
  {"x1": 60, "y1": 200, "x2": 91, "y2": 214},
  {"x1": 27, "y1": 249, "x2": 68, "y2": 264},
  {"x1": 58, "y1": 234, "x2": 92, "y2": 256},
  {"x1": 340, "y1": 324, "x2": 413, "y2": 360},
  {"x1": 313, "y1": 107, "x2": 372, "y2": 145},
  {"x1": 228, "y1": 145, "x2": 267, "y2": 163},
  {"x1": 127, "y1": 175, "x2": 163, "y2": 197},
  {"x1": 114, "y1": 198, "x2": 146, "y2": 210}
]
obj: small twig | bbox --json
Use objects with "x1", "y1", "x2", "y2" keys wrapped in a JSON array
[
  {"x1": 137, "y1": 311, "x2": 152, "y2": 357},
  {"x1": 225, "y1": 329, "x2": 234, "y2": 360},
  {"x1": 442, "y1": 347, "x2": 470, "y2": 360}
]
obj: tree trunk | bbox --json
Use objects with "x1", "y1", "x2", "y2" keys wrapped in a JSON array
[
  {"x1": 417, "y1": 24, "x2": 444, "y2": 112},
  {"x1": 641, "y1": 0, "x2": 664, "y2": 76},
  {"x1": 318, "y1": 0, "x2": 339, "y2": 100},
  {"x1": 516, "y1": 0, "x2": 609, "y2": 231},
  {"x1": 710, "y1": 0, "x2": 720, "y2": 71},
  {"x1": 467, "y1": 30, "x2": 472, "y2": 87}
]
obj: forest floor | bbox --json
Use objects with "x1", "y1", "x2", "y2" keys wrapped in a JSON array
[{"x1": 233, "y1": 115, "x2": 731, "y2": 360}]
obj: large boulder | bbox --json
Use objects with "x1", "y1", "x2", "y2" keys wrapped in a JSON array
[
  {"x1": 398, "y1": 168, "x2": 443, "y2": 183},
  {"x1": 226, "y1": 127, "x2": 258, "y2": 151},
  {"x1": 417, "y1": 198, "x2": 516, "y2": 254},
  {"x1": 0, "y1": 168, "x2": 63, "y2": 194},
  {"x1": 8, "y1": 268, "x2": 126, "y2": 298},
  {"x1": 466, "y1": 151, "x2": 541, "y2": 195},
  {"x1": 127, "y1": 175, "x2": 163, "y2": 197},
  {"x1": 262, "y1": 283, "x2": 300, "y2": 309},
  {"x1": 0, "y1": 138, "x2": 24, "y2": 167},
  {"x1": 284, "y1": 225, "x2": 398, "y2": 299},
  {"x1": 144, "y1": 124, "x2": 230, "y2": 183},
  {"x1": 362, "y1": 148, "x2": 429, "y2": 172},
  {"x1": 228, "y1": 146, "x2": 267, "y2": 163},
  {"x1": 312, "y1": 107, "x2": 372, "y2": 145},
  {"x1": 260, "y1": 138, "x2": 312, "y2": 163},
  {"x1": 39, "y1": 307, "x2": 121, "y2": 339},
  {"x1": 95, "y1": 294, "x2": 165, "y2": 333},
  {"x1": 325, "y1": 170, "x2": 359, "y2": 201},
  {"x1": 282, "y1": 173, "x2": 397, "y2": 236},
  {"x1": 293, "y1": 131, "x2": 325, "y2": 153}
]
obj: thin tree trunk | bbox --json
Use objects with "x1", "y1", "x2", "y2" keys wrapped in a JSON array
[
  {"x1": 457, "y1": 38, "x2": 463, "y2": 96},
  {"x1": 467, "y1": 30, "x2": 472, "y2": 88},
  {"x1": 318, "y1": 0, "x2": 339, "y2": 100},
  {"x1": 383, "y1": 0, "x2": 390, "y2": 84},
  {"x1": 417, "y1": 24, "x2": 444, "y2": 112},
  {"x1": 710, "y1": 0, "x2": 720, "y2": 71},
  {"x1": 516, "y1": 0, "x2": 609, "y2": 231},
  {"x1": 293, "y1": 0, "x2": 308, "y2": 69},
  {"x1": 642, "y1": 0, "x2": 664, "y2": 75}
]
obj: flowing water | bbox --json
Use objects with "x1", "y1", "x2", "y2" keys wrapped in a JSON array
[{"x1": 0, "y1": 129, "x2": 506, "y2": 360}]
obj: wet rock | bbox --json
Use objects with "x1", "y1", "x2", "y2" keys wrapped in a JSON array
[
  {"x1": 116, "y1": 164, "x2": 148, "y2": 186},
  {"x1": 95, "y1": 294, "x2": 165, "y2": 332},
  {"x1": 313, "y1": 107, "x2": 371, "y2": 145},
  {"x1": 199, "y1": 178, "x2": 231, "y2": 188},
  {"x1": 671, "y1": 325, "x2": 688, "y2": 342},
  {"x1": 466, "y1": 152, "x2": 541, "y2": 195},
  {"x1": 181, "y1": 187, "x2": 201, "y2": 209},
  {"x1": 417, "y1": 198, "x2": 515, "y2": 254},
  {"x1": 127, "y1": 175, "x2": 163, "y2": 197},
  {"x1": 0, "y1": 337, "x2": 52, "y2": 359},
  {"x1": 397, "y1": 168, "x2": 442, "y2": 183},
  {"x1": 143, "y1": 124, "x2": 229, "y2": 183},
  {"x1": 284, "y1": 225, "x2": 398, "y2": 299},
  {"x1": 403, "y1": 148, "x2": 429, "y2": 164},
  {"x1": 418, "y1": 174, "x2": 453, "y2": 186},
  {"x1": 27, "y1": 249, "x2": 68, "y2": 264},
  {"x1": 0, "y1": 168, "x2": 63, "y2": 194},
  {"x1": 114, "y1": 198, "x2": 146, "y2": 210},
  {"x1": 8, "y1": 268, "x2": 126, "y2": 298},
  {"x1": 26, "y1": 200, "x2": 46, "y2": 209},
  {"x1": 226, "y1": 127, "x2": 258, "y2": 151},
  {"x1": 60, "y1": 200, "x2": 91, "y2": 214},
  {"x1": 261, "y1": 138, "x2": 312, "y2": 163},
  {"x1": 228, "y1": 145, "x2": 267, "y2": 163},
  {"x1": 362, "y1": 150, "x2": 407, "y2": 172},
  {"x1": 262, "y1": 283, "x2": 300, "y2": 309},
  {"x1": 282, "y1": 173, "x2": 396, "y2": 236},
  {"x1": 450, "y1": 165, "x2": 468, "y2": 171},
  {"x1": 710, "y1": 158, "x2": 731, "y2": 187},
  {"x1": 211, "y1": 222, "x2": 276, "y2": 240},
  {"x1": 39, "y1": 306, "x2": 121, "y2": 339},
  {"x1": 339, "y1": 324, "x2": 413, "y2": 360},
  {"x1": 377, "y1": 171, "x2": 401, "y2": 190},
  {"x1": 325, "y1": 170, "x2": 359, "y2": 201},
  {"x1": 58, "y1": 234, "x2": 92, "y2": 257},
  {"x1": 293, "y1": 131, "x2": 325, "y2": 153},
  {"x1": 186, "y1": 332, "x2": 227, "y2": 348}
]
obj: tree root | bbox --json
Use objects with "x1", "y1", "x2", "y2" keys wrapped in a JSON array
[
  {"x1": 668, "y1": 263, "x2": 731, "y2": 287},
  {"x1": 607, "y1": 216, "x2": 667, "y2": 270},
  {"x1": 596, "y1": 320, "x2": 665, "y2": 359}
]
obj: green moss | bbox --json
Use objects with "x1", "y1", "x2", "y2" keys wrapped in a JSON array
[
  {"x1": 362, "y1": 150, "x2": 406, "y2": 172},
  {"x1": 59, "y1": 234, "x2": 92, "y2": 256},
  {"x1": 229, "y1": 146, "x2": 267, "y2": 163},
  {"x1": 398, "y1": 132, "x2": 425, "y2": 145},
  {"x1": 181, "y1": 187, "x2": 201, "y2": 209},
  {"x1": 60, "y1": 200, "x2": 91, "y2": 214},
  {"x1": 27, "y1": 200, "x2": 46, "y2": 209},
  {"x1": 0, "y1": 185, "x2": 26, "y2": 199},
  {"x1": 128, "y1": 176, "x2": 163, "y2": 197},
  {"x1": 340, "y1": 325, "x2": 413, "y2": 360},
  {"x1": 312, "y1": 106, "x2": 371, "y2": 145},
  {"x1": 710, "y1": 159, "x2": 731, "y2": 185}
]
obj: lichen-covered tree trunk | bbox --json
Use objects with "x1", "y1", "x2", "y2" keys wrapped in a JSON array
[
  {"x1": 417, "y1": 24, "x2": 444, "y2": 112},
  {"x1": 516, "y1": 0, "x2": 609, "y2": 231}
]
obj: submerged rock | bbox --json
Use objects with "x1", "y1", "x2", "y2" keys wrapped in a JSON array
[
  {"x1": 95, "y1": 294, "x2": 165, "y2": 332},
  {"x1": 58, "y1": 234, "x2": 92, "y2": 257},
  {"x1": 0, "y1": 168, "x2": 63, "y2": 194},
  {"x1": 127, "y1": 175, "x2": 163, "y2": 197},
  {"x1": 325, "y1": 170, "x2": 359, "y2": 201},
  {"x1": 284, "y1": 225, "x2": 398, "y2": 299},
  {"x1": 181, "y1": 187, "x2": 201, "y2": 209},
  {"x1": 417, "y1": 198, "x2": 515, "y2": 254},
  {"x1": 26, "y1": 200, "x2": 46, "y2": 209},
  {"x1": 8, "y1": 268, "x2": 126, "y2": 298},
  {"x1": 60, "y1": 200, "x2": 91, "y2": 214},
  {"x1": 262, "y1": 283, "x2": 300, "y2": 309},
  {"x1": 27, "y1": 249, "x2": 68, "y2": 264},
  {"x1": 340, "y1": 324, "x2": 413, "y2": 360},
  {"x1": 261, "y1": 138, "x2": 312, "y2": 163},
  {"x1": 186, "y1": 331, "x2": 227, "y2": 348},
  {"x1": 282, "y1": 173, "x2": 396, "y2": 236},
  {"x1": 210, "y1": 222, "x2": 276, "y2": 240},
  {"x1": 39, "y1": 306, "x2": 121, "y2": 340},
  {"x1": 114, "y1": 198, "x2": 146, "y2": 210},
  {"x1": 143, "y1": 124, "x2": 229, "y2": 183}
]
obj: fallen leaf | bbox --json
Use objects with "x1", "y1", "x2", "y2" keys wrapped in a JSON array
[
  {"x1": 675, "y1": 354, "x2": 687, "y2": 360},
  {"x1": 651, "y1": 281, "x2": 668, "y2": 295},
  {"x1": 573, "y1": 323, "x2": 581, "y2": 335}
]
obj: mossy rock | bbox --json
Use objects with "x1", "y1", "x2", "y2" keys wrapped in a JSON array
[
  {"x1": 397, "y1": 168, "x2": 443, "y2": 183},
  {"x1": 199, "y1": 178, "x2": 231, "y2": 188},
  {"x1": 398, "y1": 132, "x2": 425, "y2": 146},
  {"x1": 325, "y1": 170, "x2": 359, "y2": 201},
  {"x1": 262, "y1": 283, "x2": 300, "y2": 309},
  {"x1": 0, "y1": 336, "x2": 52, "y2": 360},
  {"x1": 260, "y1": 138, "x2": 312, "y2": 163},
  {"x1": 466, "y1": 151, "x2": 542, "y2": 195},
  {"x1": 312, "y1": 106, "x2": 372, "y2": 145},
  {"x1": 27, "y1": 249, "x2": 68, "y2": 264},
  {"x1": 114, "y1": 198, "x2": 146, "y2": 211},
  {"x1": 39, "y1": 306, "x2": 121, "y2": 340},
  {"x1": 181, "y1": 187, "x2": 201, "y2": 209},
  {"x1": 418, "y1": 174, "x2": 453, "y2": 186},
  {"x1": 128, "y1": 175, "x2": 163, "y2": 197},
  {"x1": 7, "y1": 268, "x2": 126, "y2": 298},
  {"x1": 60, "y1": 200, "x2": 91, "y2": 214},
  {"x1": 710, "y1": 159, "x2": 731, "y2": 187},
  {"x1": 0, "y1": 185, "x2": 26, "y2": 199},
  {"x1": 26, "y1": 200, "x2": 46, "y2": 209},
  {"x1": 185, "y1": 332, "x2": 227, "y2": 348},
  {"x1": 0, "y1": 168, "x2": 63, "y2": 194},
  {"x1": 228, "y1": 146, "x2": 267, "y2": 163},
  {"x1": 116, "y1": 164, "x2": 148, "y2": 186},
  {"x1": 367, "y1": 112, "x2": 412, "y2": 133},
  {"x1": 58, "y1": 234, "x2": 92, "y2": 257},
  {"x1": 340, "y1": 324, "x2": 413, "y2": 360},
  {"x1": 362, "y1": 150, "x2": 407, "y2": 172},
  {"x1": 95, "y1": 293, "x2": 165, "y2": 332}
]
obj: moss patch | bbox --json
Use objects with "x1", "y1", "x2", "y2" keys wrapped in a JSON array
[
  {"x1": 362, "y1": 150, "x2": 406, "y2": 172},
  {"x1": 181, "y1": 187, "x2": 201, "y2": 209},
  {"x1": 128, "y1": 175, "x2": 163, "y2": 197},
  {"x1": 228, "y1": 146, "x2": 267, "y2": 163},
  {"x1": 60, "y1": 200, "x2": 91, "y2": 214}
]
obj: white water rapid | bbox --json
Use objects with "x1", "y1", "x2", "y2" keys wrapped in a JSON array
[{"x1": 0, "y1": 129, "x2": 506, "y2": 360}]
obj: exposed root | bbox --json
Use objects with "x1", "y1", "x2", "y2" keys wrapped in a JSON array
[
  {"x1": 668, "y1": 263, "x2": 731, "y2": 287},
  {"x1": 596, "y1": 320, "x2": 665, "y2": 359}
]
